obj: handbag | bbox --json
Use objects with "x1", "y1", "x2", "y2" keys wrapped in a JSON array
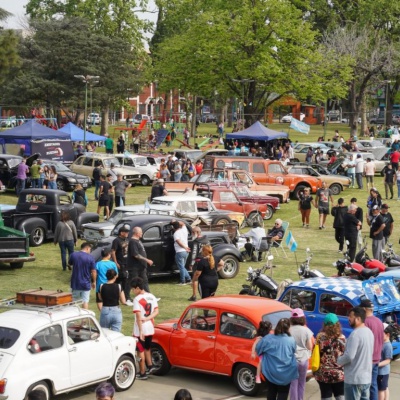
[{"x1": 311, "y1": 342, "x2": 320, "y2": 372}]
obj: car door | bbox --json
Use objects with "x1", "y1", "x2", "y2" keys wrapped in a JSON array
[
  {"x1": 169, "y1": 307, "x2": 217, "y2": 371},
  {"x1": 218, "y1": 190, "x2": 242, "y2": 213},
  {"x1": 66, "y1": 316, "x2": 113, "y2": 386},
  {"x1": 141, "y1": 225, "x2": 164, "y2": 274},
  {"x1": 251, "y1": 161, "x2": 267, "y2": 183},
  {"x1": 266, "y1": 163, "x2": 288, "y2": 185}
]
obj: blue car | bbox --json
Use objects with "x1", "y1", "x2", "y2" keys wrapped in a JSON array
[{"x1": 278, "y1": 276, "x2": 400, "y2": 356}]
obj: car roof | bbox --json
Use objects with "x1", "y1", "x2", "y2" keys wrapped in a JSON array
[
  {"x1": 20, "y1": 188, "x2": 67, "y2": 195},
  {"x1": 153, "y1": 195, "x2": 211, "y2": 202},
  {"x1": 118, "y1": 214, "x2": 183, "y2": 224},
  {"x1": 0, "y1": 154, "x2": 23, "y2": 160},
  {"x1": 115, "y1": 204, "x2": 175, "y2": 211}
]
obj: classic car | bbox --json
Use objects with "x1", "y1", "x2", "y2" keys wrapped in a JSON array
[
  {"x1": 90, "y1": 215, "x2": 243, "y2": 279},
  {"x1": 278, "y1": 276, "x2": 400, "y2": 355},
  {"x1": 113, "y1": 154, "x2": 158, "y2": 186},
  {"x1": 0, "y1": 301, "x2": 136, "y2": 400},
  {"x1": 150, "y1": 295, "x2": 292, "y2": 396}
]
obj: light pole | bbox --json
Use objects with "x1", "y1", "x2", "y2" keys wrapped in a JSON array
[
  {"x1": 232, "y1": 78, "x2": 254, "y2": 130},
  {"x1": 384, "y1": 80, "x2": 392, "y2": 127},
  {"x1": 74, "y1": 75, "x2": 100, "y2": 146},
  {"x1": 90, "y1": 79, "x2": 99, "y2": 126}
]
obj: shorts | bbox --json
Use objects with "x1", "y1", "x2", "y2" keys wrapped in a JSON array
[
  {"x1": 366, "y1": 175, "x2": 374, "y2": 183},
  {"x1": 136, "y1": 335, "x2": 153, "y2": 352},
  {"x1": 318, "y1": 207, "x2": 329, "y2": 215},
  {"x1": 377, "y1": 374, "x2": 389, "y2": 391},
  {"x1": 98, "y1": 196, "x2": 109, "y2": 207},
  {"x1": 72, "y1": 290, "x2": 90, "y2": 304}
]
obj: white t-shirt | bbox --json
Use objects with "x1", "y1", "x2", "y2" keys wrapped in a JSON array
[
  {"x1": 364, "y1": 161, "x2": 375, "y2": 176},
  {"x1": 355, "y1": 158, "x2": 364, "y2": 173},
  {"x1": 174, "y1": 228, "x2": 188, "y2": 253},
  {"x1": 133, "y1": 292, "x2": 158, "y2": 337}
]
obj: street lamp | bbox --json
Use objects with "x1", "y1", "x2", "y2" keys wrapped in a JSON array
[
  {"x1": 74, "y1": 75, "x2": 100, "y2": 146},
  {"x1": 383, "y1": 80, "x2": 392, "y2": 127},
  {"x1": 232, "y1": 78, "x2": 254, "y2": 130}
]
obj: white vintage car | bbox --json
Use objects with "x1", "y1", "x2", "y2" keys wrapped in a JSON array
[
  {"x1": 114, "y1": 154, "x2": 158, "y2": 186},
  {"x1": 0, "y1": 303, "x2": 136, "y2": 399}
]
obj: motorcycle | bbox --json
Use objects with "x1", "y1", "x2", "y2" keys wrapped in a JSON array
[
  {"x1": 355, "y1": 243, "x2": 387, "y2": 273},
  {"x1": 297, "y1": 248, "x2": 325, "y2": 279},
  {"x1": 333, "y1": 249, "x2": 380, "y2": 280},
  {"x1": 381, "y1": 243, "x2": 400, "y2": 268}
]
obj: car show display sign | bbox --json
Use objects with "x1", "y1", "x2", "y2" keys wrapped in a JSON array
[{"x1": 31, "y1": 139, "x2": 74, "y2": 165}]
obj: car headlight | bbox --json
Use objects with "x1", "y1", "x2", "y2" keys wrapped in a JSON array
[
  {"x1": 123, "y1": 176, "x2": 127, "y2": 179},
  {"x1": 67, "y1": 178, "x2": 77, "y2": 183}
]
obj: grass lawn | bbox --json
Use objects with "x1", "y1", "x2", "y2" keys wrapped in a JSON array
[{"x1": 0, "y1": 120, "x2": 394, "y2": 335}]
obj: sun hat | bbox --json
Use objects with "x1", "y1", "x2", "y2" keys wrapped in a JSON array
[
  {"x1": 291, "y1": 308, "x2": 305, "y2": 318},
  {"x1": 324, "y1": 313, "x2": 339, "y2": 325}
]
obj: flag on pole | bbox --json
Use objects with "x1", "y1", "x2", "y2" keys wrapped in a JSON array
[
  {"x1": 285, "y1": 230, "x2": 298, "y2": 252},
  {"x1": 290, "y1": 117, "x2": 310, "y2": 134}
]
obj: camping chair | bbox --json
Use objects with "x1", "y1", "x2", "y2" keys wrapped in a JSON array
[{"x1": 270, "y1": 221, "x2": 289, "y2": 258}]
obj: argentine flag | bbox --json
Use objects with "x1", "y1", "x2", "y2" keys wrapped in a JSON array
[
  {"x1": 290, "y1": 117, "x2": 310, "y2": 135},
  {"x1": 285, "y1": 230, "x2": 298, "y2": 252}
]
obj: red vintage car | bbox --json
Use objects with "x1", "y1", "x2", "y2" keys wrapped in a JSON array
[{"x1": 150, "y1": 295, "x2": 292, "y2": 396}]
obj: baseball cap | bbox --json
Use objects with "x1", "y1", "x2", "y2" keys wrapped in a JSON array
[
  {"x1": 118, "y1": 226, "x2": 130, "y2": 233},
  {"x1": 360, "y1": 298, "x2": 374, "y2": 308},
  {"x1": 324, "y1": 313, "x2": 339, "y2": 326},
  {"x1": 372, "y1": 205, "x2": 380, "y2": 211},
  {"x1": 381, "y1": 204, "x2": 390, "y2": 209},
  {"x1": 291, "y1": 308, "x2": 305, "y2": 318}
]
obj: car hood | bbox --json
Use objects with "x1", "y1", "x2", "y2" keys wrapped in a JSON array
[
  {"x1": 114, "y1": 167, "x2": 140, "y2": 176},
  {"x1": 0, "y1": 204, "x2": 16, "y2": 213},
  {"x1": 0, "y1": 351, "x2": 14, "y2": 376},
  {"x1": 155, "y1": 318, "x2": 180, "y2": 333},
  {"x1": 59, "y1": 171, "x2": 90, "y2": 180},
  {"x1": 362, "y1": 276, "x2": 400, "y2": 314},
  {"x1": 103, "y1": 328, "x2": 126, "y2": 341},
  {"x1": 83, "y1": 221, "x2": 115, "y2": 231}
]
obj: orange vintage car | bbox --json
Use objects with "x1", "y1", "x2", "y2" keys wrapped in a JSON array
[{"x1": 150, "y1": 295, "x2": 292, "y2": 396}]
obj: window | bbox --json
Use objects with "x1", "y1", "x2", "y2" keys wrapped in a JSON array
[
  {"x1": 67, "y1": 317, "x2": 100, "y2": 344},
  {"x1": 26, "y1": 194, "x2": 47, "y2": 203},
  {"x1": 143, "y1": 226, "x2": 161, "y2": 240},
  {"x1": 261, "y1": 310, "x2": 292, "y2": 328},
  {"x1": 0, "y1": 327, "x2": 20, "y2": 349},
  {"x1": 123, "y1": 158, "x2": 134, "y2": 166},
  {"x1": 253, "y1": 163, "x2": 266, "y2": 174},
  {"x1": 59, "y1": 195, "x2": 72, "y2": 205},
  {"x1": 235, "y1": 172, "x2": 252, "y2": 185},
  {"x1": 319, "y1": 294, "x2": 352, "y2": 316},
  {"x1": 232, "y1": 161, "x2": 249, "y2": 171},
  {"x1": 268, "y1": 164, "x2": 285, "y2": 173},
  {"x1": 28, "y1": 325, "x2": 63, "y2": 353},
  {"x1": 176, "y1": 201, "x2": 196, "y2": 213},
  {"x1": 181, "y1": 308, "x2": 216, "y2": 332},
  {"x1": 280, "y1": 289, "x2": 316, "y2": 311},
  {"x1": 219, "y1": 191, "x2": 237, "y2": 203},
  {"x1": 220, "y1": 312, "x2": 256, "y2": 339}
]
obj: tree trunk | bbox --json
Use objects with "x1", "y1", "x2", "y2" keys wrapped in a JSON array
[
  {"x1": 360, "y1": 93, "x2": 367, "y2": 136},
  {"x1": 190, "y1": 95, "x2": 197, "y2": 143},
  {"x1": 100, "y1": 106, "x2": 109, "y2": 136}
]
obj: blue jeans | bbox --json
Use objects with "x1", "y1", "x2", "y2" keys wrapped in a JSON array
[
  {"x1": 31, "y1": 178, "x2": 39, "y2": 188},
  {"x1": 100, "y1": 306, "x2": 122, "y2": 332},
  {"x1": 397, "y1": 181, "x2": 400, "y2": 199},
  {"x1": 38, "y1": 178, "x2": 44, "y2": 188},
  {"x1": 48, "y1": 181, "x2": 57, "y2": 189},
  {"x1": 175, "y1": 251, "x2": 191, "y2": 283},
  {"x1": 347, "y1": 171, "x2": 355, "y2": 187},
  {"x1": 59, "y1": 240, "x2": 75, "y2": 270},
  {"x1": 94, "y1": 180, "x2": 101, "y2": 200},
  {"x1": 344, "y1": 383, "x2": 370, "y2": 400},
  {"x1": 370, "y1": 363, "x2": 378, "y2": 400},
  {"x1": 16, "y1": 178, "x2": 26, "y2": 195},
  {"x1": 174, "y1": 173, "x2": 182, "y2": 182}
]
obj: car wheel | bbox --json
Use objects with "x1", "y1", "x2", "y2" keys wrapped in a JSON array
[
  {"x1": 247, "y1": 212, "x2": 263, "y2": 227},
  {"x1": 218, "y1": 255, "x2": 240, "y2": 279},
  {"x1": 292, "y1": 185, "x2": 307, "y2": 200},
  {"x1": 25, "y1": 381, "x2": 50, "y2": 400},
  {"x1": 111, "y1": 355, "x2": 136, "y2": 391},
  {"x1": 141, "y1": 175, "x2": 151, "y2": 186},
  {"x1": 29, "y1": 226, "x2": 46, "y2": 247},
  {"x1": 233, "y1": 363, "x2": 259, "y2": 396},
  {"x1": 265, "y1": 205, "x2": 274, "y2": 220},
  {"x1": 10, "y1": 262, "x2": 24, "y2": 269},
  {"x1": 211, "y1": 215, "x2": 232, "y2": 225},
  {"x1": 329, "y1": 183, "x2": 342, "y2": 195},
  {"x1": 151, "y1": 344, "x2": 171, "y2": 375},
  {"x1": 56, "y1": 179, "x2": 66, "y2": 191}
]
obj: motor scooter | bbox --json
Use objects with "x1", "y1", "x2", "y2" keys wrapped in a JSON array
[
  {"x1": 381, "y1": 243, "x2": 400, "y2": 268},
  {"x1": 297, "y1": 248, "x2": 325, "y2": 279}
]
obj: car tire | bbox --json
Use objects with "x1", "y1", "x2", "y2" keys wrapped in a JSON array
[
  {"x1": 56, "y1": 179, "x2": 66, "y2": 191},
  {"x1": 292, "y1": 185, "x2": 307, "y2": 200},
  {"x1": 10, "y1": 262, "x2": 24, "y2": 269},
  {"x1": 233, "y1": 363, "x2": 259, "y2": 396},
  {"x1": 329, "y1": 183, "x2": 342, "y2": 195},
  {"x1": 265, "y1": 205, "x2": 274, "y2": 220},
  {"x1": 141, "y1": 175, "x2": 151, "y2": 186},
  {"x1": 211, "y1": 215, "x2": 232, "y2": 225},
  {"x1": 29, "y1": 226, "x2": 46, "y2": 247},
  {"x1": 151, "y1": 344, "x2": 171, "y2": 375},
  {"x1": 25, "y1": 381, "x2": 50, "y2": 400},
  {"x1": 247, "y1": 212, "x2": 263, "y2": 227},
  {"x1": 111, "y1": 355, "x2": 136, "y2": 391},
  {"x1": 218, "y1": 255, "x2": 240, "y2": 279}
]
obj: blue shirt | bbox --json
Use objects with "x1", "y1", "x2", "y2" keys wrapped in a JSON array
[
  {"x1": 379, "y1": 341, "x2": 392, "y2": 375},
  {"x1": 69, "y1": 251, "x2": 96, "y2": 291},
  {"x1": 95, "y1": 260, "x2": 119, "y2": 292},
  {"x1": 256, "y1": 333, "x2": 298, "y2": 385}
]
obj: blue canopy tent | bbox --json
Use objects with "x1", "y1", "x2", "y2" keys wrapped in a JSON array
[
  {"x1": 0, "y1": 120, "x2": 71, "y2": 155},
  {"x1": 59, "y1": 122, "x2": 106, "y2": 142},
  {"x1": 226, "y1": 121, "x2": 288, "y2": 141}
]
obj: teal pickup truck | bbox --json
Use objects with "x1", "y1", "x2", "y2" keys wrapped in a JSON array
[{"x1": 0, "y1": 208, "x2": 35, "y2": 269}]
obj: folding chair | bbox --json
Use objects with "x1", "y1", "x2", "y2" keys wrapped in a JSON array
[{"x1": 270, "y1": 221, "x2": 289, "y2": 258}]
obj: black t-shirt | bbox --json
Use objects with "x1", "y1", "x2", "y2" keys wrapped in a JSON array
[
  {"x1": 100, "y1": 283, "x2": 120, "y2": 307},
  {"x1": 127, "y1": 238, "x2": 147, "y2": 270},
  {"x1": 197, "y1": 256, "x2": 221, "y2": 286},
  {"x1": 93, "y1": 167, "x2": 101, "y2": 181},
  {"x1": 100, "y1": 181, "x2": 111, "y2": 199},
  {"x1": 191, "y1": 236, "x2": 210, "y2": 266},
  {"x1": 150, "y1": 184, "x2": 164, "y2": 200},
  {"x1": 343, "y1": 213, "x2": 360, "y2": 237},
  {"x1": 381, "y1": 212, "x2": 394, "y2": 238},
  {"x1": 299, "y1": 194, "x2": 313, "y2": 210},
  {"x1": 370, "y1": 214, "x2": 384, "y2": 240},
  {"x1": 112, "y1": 236, "x2": 129, "y2": 266},
  {"x1": 384, "y1": 168, "x2": 395, "y2": 183}
]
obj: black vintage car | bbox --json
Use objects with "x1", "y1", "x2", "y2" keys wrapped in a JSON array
[{"x1": 91, "y1": 214, "x2": 243, "y2": 279}]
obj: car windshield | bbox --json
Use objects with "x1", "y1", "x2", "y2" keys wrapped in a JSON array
[
  {"x1": 8, "y1": 158, "x2": 21, "y2": 168},
  {"x1": 103, "y1": 158, "x2": 121, "y2": 168},
  {"x1": 134, "y1": 157, "x2": 149, "y2": 166},
  {"x1": 108, "y1": 210, "x2": 128, "y2": 224},
  {"x1": 152, "y1": 199, "x2": 173, "y2": 206},
  {"x1": 262, "y1": 310, "x2": 292, "y2": 329},
  {"x1": 0, "y1": 327, "x2": 20, "y2": 349},
  {"x1": 48, "y1": 161, "x2": 70, "y2": 172}
]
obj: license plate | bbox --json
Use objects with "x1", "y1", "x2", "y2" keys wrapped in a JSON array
[{"x1": 82, "y1": 183, "x2": 88, "y2": 187}]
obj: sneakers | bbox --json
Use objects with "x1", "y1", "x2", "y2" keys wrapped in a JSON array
[
  {"x1": 185, "y1": 279, "x2": 192, "y2": 284},
  {"x1": 338, "y1": 250, "x2": 342, "y2": 253},
  {"x1": 136, "y1": 373, "x2": 148, "y2": 380},
  {"x1": 256, "y1": 375, "x2": 261, "y2": 384},
  {"x1": 125, "y1": 300, "x2": 134, "y2": 306},
  {"x1": 146, "y1": 365, "x2": 157, "y2": 375},
  {"x1": 176, "y1": 282, "x2": 187, "y2": 285},
  {"x1": 188, "y1": 295, "x2": 197, "y2": 301}
]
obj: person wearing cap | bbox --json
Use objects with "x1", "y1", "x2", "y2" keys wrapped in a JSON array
[
  {"x1": 382, "y1": 164, "x2": 395, "y2": 200},
  {"x1": 360, "y1": 299, "x2": 384, "y2": 400},
  {"x1": 111, "y1": 226, "x2": 131, "y2": 304},
  {"x1": 343, "y1": 204, "x2": 362, "y2": 262},
  {"x1": 150, "y1": 178, "x2": 168, "y2": 201},
  {"x1": 355, "y1": 154, "x2": 364, "y2": 189},
  {"x1": 113, "y1": 173, "x2": 131, "y2": 207},
  {"x1": 367, "y1": 205, "x2": 385, "y2": 261},
  {"x1": 314, "y1": 181, "x2": 334, "y2": 230},
  {"x1": 378, "y1": 324, "x2": 393, "y2": 400},
  {"x1": 337, "y1": 307, "x2": 374, "y2": 400},
  {"x1": 364, "y1": 158, "x2": 376, "y2": 191},
  {"x1": 30, "y1": 160, "x2": 41, "y2": 188},
  {"x1": 289, "y1": 309, "x2": 313, "y2": 400},
  {"x1": 314, "y1": 313, "x2": 345, "y2": 400},
  {"x1": 243, "y1": 221, "x2": 267, "y2": 262},
  {"x1": 380, "y1": 204, "x2": 394, "y2": 245}
]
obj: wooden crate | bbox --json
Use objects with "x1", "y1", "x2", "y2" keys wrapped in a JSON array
[{"x1": 16, "y1": 289, "x2": 72, "y2": 306}]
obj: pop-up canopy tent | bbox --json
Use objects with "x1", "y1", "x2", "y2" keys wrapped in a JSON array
[
  {"x1": 0, "y1": 120, "x2": 71, "y2": 155},
  {"x1": 226, "y1": 121, "x2": 288, "y2": 141},
  {"x1": 59, "y1": 122, "x2": 106, "y2": 142}
]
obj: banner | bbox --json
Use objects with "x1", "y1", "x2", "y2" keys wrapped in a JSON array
[
  {"x1": 290, "y1": 118, "x2": 310, "y2": 134},
  {"x1": 285, "y1": 230, "x2": 298, "y2": 252},
  {"x1": 155, "y1": 129, "x2": 169, "y2": 148},
  {"x1": 31, "y1": 140, "x2": 75, "y2": 165}
]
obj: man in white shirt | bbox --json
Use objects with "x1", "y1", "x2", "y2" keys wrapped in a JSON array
[
  {"x1": 172, "y1": 221, "x2": 192, "y2": 284},
  {"x1": 355, "y1": 154, "x2": 365, "y2": 189},
  {"x1": 244, "y1": 222, "x2": 267, "y2": 261}
]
